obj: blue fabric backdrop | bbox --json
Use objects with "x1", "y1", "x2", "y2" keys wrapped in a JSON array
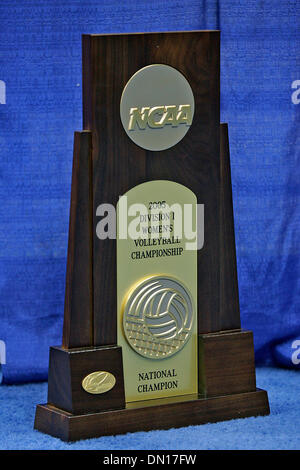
[{"x1": 0, "y1": 0, "x2": 299, "y2": 383}]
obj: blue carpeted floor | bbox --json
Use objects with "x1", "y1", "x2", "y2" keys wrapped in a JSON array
[{"x1": 0, "y1": 367, "x2": 299, "y2": 450}]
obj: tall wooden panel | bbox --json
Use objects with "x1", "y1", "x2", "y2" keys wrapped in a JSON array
[{"x1": 82, "y1": 32, "x2": 220, "y2": 344}]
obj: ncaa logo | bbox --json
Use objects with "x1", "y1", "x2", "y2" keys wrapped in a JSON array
[
  {"x1": 120, "y1": 64, "x2": 195, "y2": 151},
  {"x1": 128, "y1": 104, "x2": 192, "y2": 131}
]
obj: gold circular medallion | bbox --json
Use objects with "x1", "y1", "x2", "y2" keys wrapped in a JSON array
[
  {"x1": 120, "y1": 64, "x2": 195, "y2": 151},
  {"x1": 122, "y1": 275, "x2": 194, "y2": 359},
  {"x1": 82, "y1": 371, "x2": 116, "y2": 394}
]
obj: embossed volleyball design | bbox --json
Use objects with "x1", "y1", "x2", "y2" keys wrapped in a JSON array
[{"x1": 123, "y1": 276, "x2": 194, "y2": 359}]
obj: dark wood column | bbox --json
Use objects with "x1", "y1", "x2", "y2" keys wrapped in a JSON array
[{"x1": 82, "y1": 31, "x2": 220, "y2": 345}]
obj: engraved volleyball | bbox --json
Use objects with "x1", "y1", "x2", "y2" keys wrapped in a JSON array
[{"x1": 122, "y1": 276, "x2": 194, "y2": 359}]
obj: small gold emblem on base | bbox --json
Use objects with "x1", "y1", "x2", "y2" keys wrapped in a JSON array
[{"x1": 82, "y1": 371, "x2": 116, "y2": 394}]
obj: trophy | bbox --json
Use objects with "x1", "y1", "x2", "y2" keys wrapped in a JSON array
[{"x1": 34, "y1": 31, "x2": 269, "y2": 441}]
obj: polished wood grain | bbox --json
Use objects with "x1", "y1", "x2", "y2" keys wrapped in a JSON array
[
  {"x1": 219, "y1": 123, "x2": 241, "y2": 330},
  {"x1": 62, "y1": 131, "x2": 93, "y2": 348},
  {"x1": 198, "y1": 329, "x2": 256, "y2": 397},
  {"x1": 82, "y1": 31, "x2": 220, "y2": 345},
  {"x1": 35, "y1": 388, "x2": 269, "y2": 441},
  {"x1": 61, "y1": 122, "x2": 239, "y2": 346},
  {"x1": 47, "y1": 345, "x2": 125, "y2": 414}
]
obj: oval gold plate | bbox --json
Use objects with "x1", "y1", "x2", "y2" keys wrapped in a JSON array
[{"x1": 82, "y1": 371, "x2": 116, "y2": 395}]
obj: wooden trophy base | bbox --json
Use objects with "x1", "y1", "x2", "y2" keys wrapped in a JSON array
[
  {"x1": 35, "y1": 330, "x2": 270, "y2": 441},
  {"x1": 35, "y1": 389, "x2": 269, "y2": 442}
]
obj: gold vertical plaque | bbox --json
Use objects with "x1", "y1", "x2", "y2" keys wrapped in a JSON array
[{"x1": 117, "y1": 180, "x2": 198, "y2": 403}]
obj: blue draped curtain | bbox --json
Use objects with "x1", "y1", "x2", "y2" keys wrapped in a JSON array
[{"x1": 0, "y1": 0, "x2": 299, "y2": 383}]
